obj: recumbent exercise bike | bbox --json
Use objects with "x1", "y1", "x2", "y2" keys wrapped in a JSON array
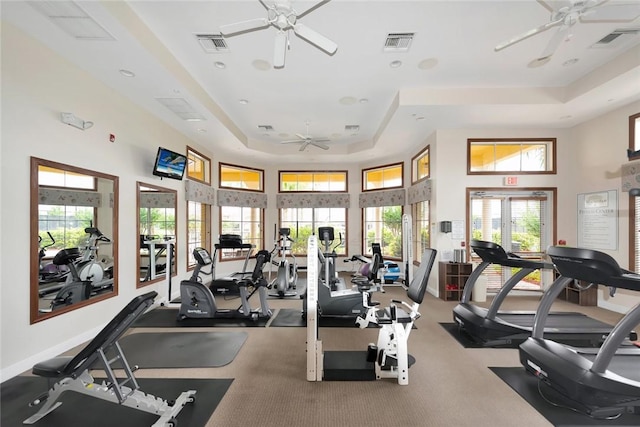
[{"x1": 178, "y1": 247, "x2": 272, "y2": 321}]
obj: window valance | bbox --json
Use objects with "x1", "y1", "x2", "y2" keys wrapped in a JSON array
[
  {"x1": 39, "y1": 188, "x2": 103, "y2": 207},
  {"x1": 185, "y1": 179, "x2": 215, "y2": 205},
  {"x1": 277, "y1": 193, "x2": 350, "y2": 208},
  {"x1": 217, "y1": 189, "x2": 268, "y2": 208},
  {"x1": 140, "y1": 192, "x2": 176, "y2": 208},
  {"x1": 359, "y1": 188, "x2": 405, "y2": 208},
  {"x1": 407, "y1": 179, "x2": 432, "y2": 204},
  {"x1": 621, "y1": 160, "x2": 640, "y2": 192}
]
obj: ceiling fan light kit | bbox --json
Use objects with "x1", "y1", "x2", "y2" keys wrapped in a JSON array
[
  {"x1": 220, "y1": 0, "x2": 338, "y2": 68},
  {"x1": 494, "y1": 0, "x2": 640, "y2": 64}
]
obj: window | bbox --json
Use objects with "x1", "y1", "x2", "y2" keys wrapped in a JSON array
[
  {"x1": 411, "y1": 146, "x2": 430, "y2": 183},
  {"x1": 220, "y1": 163, "x2": 263, "y2": 191},
  {"x1": 220, "y1": 206, "x2": 263, "y2": 260},
  {"x1": 631, "y1": 194, "x2": 640, "y2": 271},
  {"x1": 139, "y1": 204, "x2": 175, "y2": 241},
  {"x1": 187, "y1": 201, "x2": 210, "y2": 267},
  {"x1": 280, "y1": 171, "x2": 347, "y2": 192},
  {"x1": 280, "y1": 208, "x2": 346, "y2": 255},
  {"x1": 186, "y1": 147, "x2": 211, "y2": 267},
  {"x1": 362, "y1": 163, "x2": 403, "y2": 191},
  {"x1": 468, "y1": 138, "x2": 556, "y2": 174},
  {"x1": 629, "y1": 113, "x2": 640, "y2": 159},
  {"x1": 413, "y1": 201, "x2": 430, "y2": 258},
  {"x1": 38, "y1": 165, "x2": 96, "y2": 190},
  {"x1": 363, "y1": 205, "x2": 403, "y2": 259},
  {"x1": 187, "y1": 146, "x2": 211, "y2": 184},
  {"x1": 37, "y1": 165, "x2": 97, "y2": 253}
]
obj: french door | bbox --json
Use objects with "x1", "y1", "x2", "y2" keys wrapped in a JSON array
[{"x1": 468, "y1": 189, "x2": 555, "y2": 292}]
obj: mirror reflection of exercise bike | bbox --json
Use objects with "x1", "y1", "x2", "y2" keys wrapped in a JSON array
[
  {"x1": 268, "y1": 227, "x2": 298, "y2": 298},
  {"x1": 40, "y1": 228, "x2": 114, "y2": 311},
  {"x1": 37, "y1": 232, "x2": 69, "y2": 295},
  {"x1": 178, "y1": 246, "x2": 272, "y2": 321}
]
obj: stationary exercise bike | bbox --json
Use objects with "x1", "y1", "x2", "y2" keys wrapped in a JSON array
[
  {"x1": 302, "y1": 227, "x2": 382, "y2": 319},
  {"x1": 178, "y1": 247, "x2": 272, "y2": 320},
  {"x1": 268, "y1": 227, "x2": 298, "y2": 298},
  {"x1": 355, "y1": 248, "x2": 437, "y2": 385},
  {"x1": 65, "y1": 227, "x2": 114, "y2": 292}
]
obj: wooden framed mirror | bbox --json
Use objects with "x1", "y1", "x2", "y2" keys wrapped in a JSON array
[
  {"x1": 30, "y1": 157, "x2": 118, "y2": 323},
  {"x1": 137, "y1": 181, "x2": 177, "y2": 287}
]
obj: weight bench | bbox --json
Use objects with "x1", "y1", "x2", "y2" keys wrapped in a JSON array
[
  {"x1": 24, "y1": 291, "x2": 196, "y2": 426},
  {"x1": 355, "y1": 248, "x2": 437, "y2": 385}
]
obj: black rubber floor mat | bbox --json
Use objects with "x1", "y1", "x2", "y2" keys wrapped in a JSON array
[
  {"x1": 118, "y1": 331, "x2": 248, "y2": 368},
  {"x1": 2, "y1": 376, "x2": 232, "y2": 427},
  {"x1": 133, "y1": 307, "x2": 269, "y2": 327},
  {"x1": 490, "y1": 366, "x2": 640, "y2": 426}
]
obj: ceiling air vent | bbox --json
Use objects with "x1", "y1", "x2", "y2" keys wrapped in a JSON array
[
  {"x1": 591, "y1": 28, "x2": 640, "y2": 49},
  {"x1": 345, "y1": 125, "x2": 360, "y2": 132},
  {"x1": 383, "y1": 33, "x2": 415, "y2": 52},
  {"x1": 257, "y1": 125, "x2": 274, "y2": 131},
  {"x1": 196, "y1": 34, "x2": 229, "y2": 53}
]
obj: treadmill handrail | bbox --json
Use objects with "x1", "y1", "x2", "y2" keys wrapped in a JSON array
[
  {"x1": 530, "y1": 275, "x2": 573, "y2": 339},
  {"x1": 592, "y1": 302, "x2": 640, "y2": 374},
  {"x1": 485, "y1": 267, "x2": 535, "y2": 320},
  {"x1": 460, "y1": 261, "x2": 490, "y2": 303}
]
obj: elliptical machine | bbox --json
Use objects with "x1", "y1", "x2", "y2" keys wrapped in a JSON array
[
  {"x1": 268, "y1": 227, "x2": 298, "y2": 298},
  {"x1": 178, "y1": 247, "x2": 272, "y2": 321},
  {"x1": 319, "y1": 227, "x2": 343, "y2": 291}
]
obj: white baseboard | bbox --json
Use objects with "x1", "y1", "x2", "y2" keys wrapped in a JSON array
[
  {"x1": 0, "y1": 325, "x2": 102, "y2": 383},
  {"x1": 597, "y1": 298, "x2": 630, "y2": 315}
]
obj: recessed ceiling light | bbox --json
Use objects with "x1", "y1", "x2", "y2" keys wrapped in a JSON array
[
  {"x1": 278, "y1": 133, "x2": 289, "y2": 138},
  {"x1": 339, "y1": 96, "x2": 357, "y2": 105},
  {"x1": 197, "y1": 128, "x2": 207, "y2": 133},
  {"x1": 331, "y1": 133, "x2": 342, "y2": 138},
  {"x1": 239, "y1": 99, "x2": 249, "y2": 105},
  {"x1": 119, "y1": 69, "x2": 135, "y2": 77},
  {"x1": 417, "y1": 58, "x2": 438, "y2": 70},
  {"x1": 214, "y1": 61, "x2": 226, "y2": 69},
  {"x1": 252, "y1": 59, "x2": 271, "y2": 71},
  {"x1": 562, "y1": 58, "x2": 579, "y2": 66},
  {"x1": 359, "y1": 98, "x2": 369, "y2": 104},
  {"x1": 390, "y1": 60, "x2": 402, "y2": 68},
  {"x1": 528, "y1": 57, "x2": 551, "y2": 68}
]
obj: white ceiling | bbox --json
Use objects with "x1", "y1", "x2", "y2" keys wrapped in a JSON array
[{"x1": 3, "y1": 0, "x2": 640, "y2": 163}]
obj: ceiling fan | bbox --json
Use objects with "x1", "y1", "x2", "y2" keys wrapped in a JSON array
[
  {"x1": 494, "y1": 0, "x2": 640, "y2": 63},
  {"x1": 219, "y1": 0, "x2": 338, "y2": 68},
  {"x1": 281, "y1": 122, "x2": 330, "y2": 151}
]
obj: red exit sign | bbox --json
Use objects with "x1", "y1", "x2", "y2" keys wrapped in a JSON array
[{"x1": 504, "y1": 176, "x2": 518, "y2": 186}]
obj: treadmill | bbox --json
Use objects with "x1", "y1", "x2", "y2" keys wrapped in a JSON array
[
  {"x1": 453, "y1": 240, "x2": 614, "y2": 347},
  {"x1": 520, "y1": 246, "x2": 640, "y2": 419}
]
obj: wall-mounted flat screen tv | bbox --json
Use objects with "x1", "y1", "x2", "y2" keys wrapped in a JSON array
[{"x1": 152, "y1": 147, "x2": 187, "y2": 180}]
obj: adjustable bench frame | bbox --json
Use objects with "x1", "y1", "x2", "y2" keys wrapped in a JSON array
[{"x1": 24, "y1": 291, "x2": 196, "y2": 426}]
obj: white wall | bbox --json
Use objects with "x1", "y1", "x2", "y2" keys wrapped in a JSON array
[
  {"x1": 2, "y1": 21, "x2": 639, "y2": 381},
  {"x1": 571, "y1": 100, "x2": 640, "y2": 312}
]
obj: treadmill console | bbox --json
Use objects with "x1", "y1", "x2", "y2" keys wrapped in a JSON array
[{"x1": 193, "y1": 247, "x2": 212, "y2": 266}]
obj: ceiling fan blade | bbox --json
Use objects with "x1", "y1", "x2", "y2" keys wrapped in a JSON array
[
  {"x1": 273, "y1": 30, "x2": 287, "y2": 68},
  {"x1": 281, "y1": 139, "x2": 304, "y2": 144},
  {"x1": 312, "y1": 138, "x2": 330, "y2": 143},
  {"x1": 297, "y1": 0, "x2": 332, "y2": 19},
  {"x1": 494, "y1": 17, "x2": 564, "y2": 52},
  {"x1": 537, "y1": 23, "x2": 571, "y2": 60},
  {"x1": 220, "y1": 17, "x2": 269, "y2": 35},
  {"x1": 535, "y1": 0, "x2": 557, "y2": 13},
  {"x1": 295, "y1": 133, "x2": 307, "y2": 140},
  {"x1": 580, "y1": 2, "x2": 640, "y2": 22},
  {"x1": 299, "y1": 141, "x2": 310, "y2": 151},
  {"x1": 293, "y1": 23, "x2": 338, "y2": 54},
  {"x1": 311, "y1": 141, "x2": 329, "y2": 150}
]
